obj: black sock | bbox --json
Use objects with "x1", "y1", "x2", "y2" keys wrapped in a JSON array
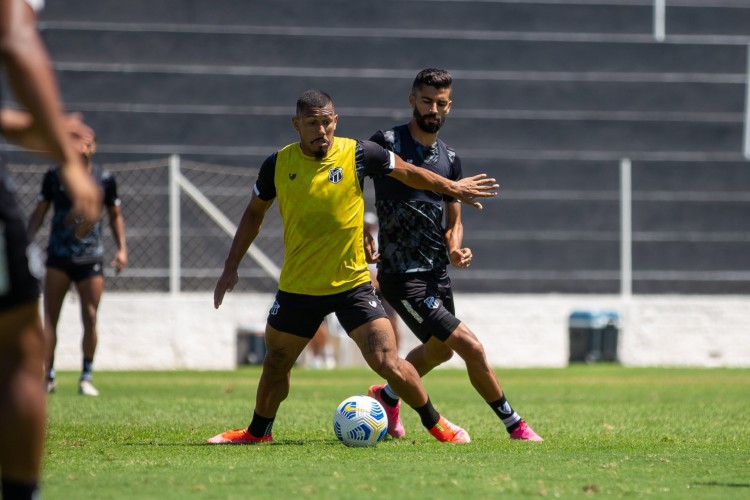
[
  {"x1": 414, "y1": 397, "x2": 441, "y2": 429},
  {"x1": 489, "y1": 394, "x2": 522, "y2": 432},
  {"x1": 247, "y1": 411, "x2": 274, "y2": 438},
  {"x1": 81, "y1": 358, "x2": 94, "y2": 381},
  {"x1": 1, "y1": 477, "x2": 39, "y2": 500}
]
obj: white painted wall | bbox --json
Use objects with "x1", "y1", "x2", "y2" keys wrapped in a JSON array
[{"x1": 49, "y1": 292, "x2": 750, "y2": 370}]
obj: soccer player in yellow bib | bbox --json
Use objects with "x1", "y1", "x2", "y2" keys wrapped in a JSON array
[{"x1": 208, "y1": 90, "x2": 498, "y2": 445}]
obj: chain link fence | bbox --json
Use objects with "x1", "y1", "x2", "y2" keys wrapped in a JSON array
[{"x1": 9, "y1": 157, "x2": 284, "y2": 293}]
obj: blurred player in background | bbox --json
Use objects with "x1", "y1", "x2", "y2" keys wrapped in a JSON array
[
  {"x1": 365, "y1": 68, "x2": 543, "y2": 441},
  {"x1": 0, "y1": 0, "x2": 101, "y2": 498},
  {"x1": 301, "y1": 317, "x2": 335, "y2": 369},
  {"x1": 208, "y1": 89, "x2": 498, "y2": 445},
  {"x1": 363, "y1": 211, "x2": 401, "y2": 349},
  {"x1": 28, "y1": 136, "x2": 127, "y2": 397}
]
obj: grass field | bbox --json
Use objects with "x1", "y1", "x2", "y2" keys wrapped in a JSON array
[{"x1": 43, "y1": 365, "x2": 749, "y2": 499}]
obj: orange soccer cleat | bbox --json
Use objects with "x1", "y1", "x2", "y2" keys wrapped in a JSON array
[
  {"x1": 428, "y1": 415, "x2": 471, "y2": 444},
  {"x1": 207, "y1": 428, "x2": 273, "y2": 444}
]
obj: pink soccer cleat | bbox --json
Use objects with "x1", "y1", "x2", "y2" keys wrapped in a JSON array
[
  {"x1": 368, "y1": 384, "x2": 406, "y2": 438},
  {"x1": 509, "y1": 420, "x2": 543, "y2": 441}
]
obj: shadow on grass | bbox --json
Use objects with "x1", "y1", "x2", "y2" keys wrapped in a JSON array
[
  {"x1": 693, "y1": 481, "x2": 750, "y2": 489},
  {"x1": 123, "y1": 439, "x2": 339, "y2": 447}
]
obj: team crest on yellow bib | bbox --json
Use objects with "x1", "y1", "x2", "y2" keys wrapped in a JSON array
[{"x1": 328, "y1": 167, "x2": 343, "y2": 184}]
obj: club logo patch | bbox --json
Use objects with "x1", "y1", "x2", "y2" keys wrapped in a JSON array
[
  {"x1": 424, "y1": 296, "x2": 440, "y2": 310},
  {"x1": 328, "y1": 167, "x2": 343, "y2": 184}
]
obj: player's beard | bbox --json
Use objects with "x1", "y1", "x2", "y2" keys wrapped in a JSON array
[
  {"x1": 312, "y1": 137, "x2": 330, "y2": 160},
  {"x1": 413, "y1": 107, "x2": 444, "y2": 134}
]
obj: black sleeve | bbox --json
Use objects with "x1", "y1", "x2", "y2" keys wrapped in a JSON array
[
  {"x1": 450, "y1": 154, "x2": 463, "y2": 182},
  {"x1": 102, "y1": 172, "x2": 119, "y2": 207},
  {"x1": 254, "y1": 153, "x2": 277, "y2": 201},
  {"x1": 39, "y1": 169, "x2": 56, "y2": 201},
  {"x1": 356, "y1": 140, "x2": 394, "y2": 178},
  {"x1": 369, "y1": 130, "x2": 387, "y2": 148}
]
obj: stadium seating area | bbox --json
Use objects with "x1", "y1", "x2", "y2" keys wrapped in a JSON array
[{"x1": 4, "y1": 0, "x2": 749, "y2": 294}]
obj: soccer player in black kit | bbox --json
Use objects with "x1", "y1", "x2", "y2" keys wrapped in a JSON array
[
  {"x1": 365, "y1": 68, "x2": 543, "y2": 442},
  {"x1": 0, "y1": 0, "x2": 101, "y2": 498},
  {"x1": 28, "y1": 137, "x2": 127, "y2": 397}
]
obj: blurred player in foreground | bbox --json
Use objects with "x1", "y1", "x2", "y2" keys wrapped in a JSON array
[
  {"x1": 208, "y1": 90, "x2": 497, "y2": 445},
  {"x1": 28, "y1": 136, "x2": 127, "y2": 397},
  {"x1": 0, "y1": 0, "x2": 101, "y2": 498},
  {"x1": 365, "y1": 68, "x2": 543, "y2": 441}
]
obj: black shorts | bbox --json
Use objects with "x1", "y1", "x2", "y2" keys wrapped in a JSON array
[
  {"x1": 377, "y1": 269, "x2": 461, "y2": 343},
  {"x1": 376, "y1": 289, "x2": 397, "y2": 317},
  {"x1": 46, "y1": 256, "x2": 104, "y2": 283},
  {"x1": 0, "y1": 177, "x2": 42, "y2": 311},
  {"x1": 268, "y1": 282, "x2": 388, "y2": 339}
]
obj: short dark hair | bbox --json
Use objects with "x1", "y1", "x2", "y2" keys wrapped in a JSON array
[
  {"x1": 411, "y1": 68, "x2": 452, "y2": 93},
  {"x1": 296, "y1": 89, "x2": 333, "y2": 116}
]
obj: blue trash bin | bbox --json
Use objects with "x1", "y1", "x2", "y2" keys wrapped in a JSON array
[{"x1": 568, "y1": 310, "x2": 620, "y2": 363}]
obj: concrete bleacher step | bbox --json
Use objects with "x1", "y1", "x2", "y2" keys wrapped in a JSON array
[
  {"x1": 479, "y1": 198, "x2": 749, "y2": 233},
  {"x1": 71, "y1": 109, "x2": 742, "y2": 155},
  {"x1": 54, "y1": 71, "x2": 745, "y2": 115},
  {"x1": 44, "y1": 29, "x2": 748, "y2": 75},
  {"x1": 669, "y1": 4, "x2": 750, "y2": 37},
  {"x1": 40, "y1": 0, "x2": 750, "y2": 39},
  {"x1": 41, "y1": 0, "x2": 653, "y2": 34}
]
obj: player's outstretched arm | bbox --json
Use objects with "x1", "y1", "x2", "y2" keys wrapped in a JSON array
[
  {"x1": 387, "y1": 154, "x2": 499, "y2": 209},
  {"x1": 214, "y1": 193, "x2": 273, "y2": 309}
]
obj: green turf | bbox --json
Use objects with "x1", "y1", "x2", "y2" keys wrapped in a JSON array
[{"x1": 43, "y1": 366, "x2": 749, "y2": 499}]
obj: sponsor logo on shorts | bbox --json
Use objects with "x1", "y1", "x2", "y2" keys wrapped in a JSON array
[
  {"x1": 328, "y1": 167, "x2": 343, "y2": 184},
  {"x1": 424, "y1": 296, "x2": 440, "y2": 310},
  {"x1": 368, "y1": 300, "x2": 378, "y2": 308},
  {"x1": 401, "y1": 300, "x2": 424, "y2": 324},
  {"x1": 269, "y1": 300, "x2": 280, "y2": 316},
  {"x1": 289, "y1": 173, "x2": 297, "y2": 180},
  {"x1": 93, "y1": 262, "x2": 102, "y2": 273}
]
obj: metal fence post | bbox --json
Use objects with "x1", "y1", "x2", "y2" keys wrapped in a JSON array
[
  {"x1": 654, "y1": 0, "x2": 665, "y2": 42},
  {"x1": 169, "y1": 154, "x2": 181, "y2": 294},
  {"x1": 744, "y1": 45, "x2": 750, "y2": 159},
  {"x1": 620, "y1": 157, "x2": 632, "y2": 300}
]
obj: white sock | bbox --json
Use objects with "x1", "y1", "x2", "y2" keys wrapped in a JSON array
[{"x1": 383, "y1": 384, "x2": 400, "y2": 401}]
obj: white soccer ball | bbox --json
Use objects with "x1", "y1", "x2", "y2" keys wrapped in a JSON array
[{"x1": 333, "y1": 395, "x2": 388, "y2": 447}]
